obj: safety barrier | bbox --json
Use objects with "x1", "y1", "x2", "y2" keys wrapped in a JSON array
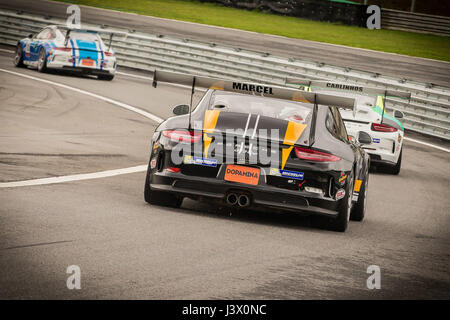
[
  {"x1": 382, "y1": 9, "x2": 450, "y2": 36},
  {"x1": 0, "y1": 9, "x2": 448, "y2": 140}
]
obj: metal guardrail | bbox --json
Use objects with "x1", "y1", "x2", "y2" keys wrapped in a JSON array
[
  {"x1": 0, "y1": 9, "x2": 449, "y2": 140},
  {"x1": 382, "y1": 9, "x2": 450, "y2": 36}
]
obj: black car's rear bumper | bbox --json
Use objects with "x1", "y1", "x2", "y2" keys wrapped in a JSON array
[{"x1": 150, "y1": 171, "x2": 341, "y2": 217}]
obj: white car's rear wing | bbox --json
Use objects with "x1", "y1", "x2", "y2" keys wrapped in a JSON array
[
  {"x1": 285, "y1": 78, "x2": 411, "y2": 101},
  {"x1": 153, "y1": 70, "x2": 357, "y2": 109}
]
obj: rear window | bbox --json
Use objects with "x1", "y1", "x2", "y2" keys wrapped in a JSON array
[
  {"x1": 70, "y1": 31, "x2": 101, "y2": 42},
  {"x1": 209, "y1": 91, "x2": 313, "y2": 125},
  {"x1": 58, "y1": 29, "x2": 102, "y2": 42}
]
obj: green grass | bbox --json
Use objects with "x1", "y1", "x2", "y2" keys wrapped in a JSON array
[{"x1": 57, "y1": 0, "x2": 450, "y2": 61}]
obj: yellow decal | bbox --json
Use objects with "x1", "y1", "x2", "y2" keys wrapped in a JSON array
[
  {"x1": 376, "y1": 95, "x2": 384, "y2": 111},
  {"x1": 354, "y1": 179, "x2": 363, "y2": 192},
  {"x1": 203, "y1": 110, "x2": 221, "y2": 157},
  {"x1": 209, "y1": 80, "x2": 225, "y2": 91},
  {"x1": 281, "y1": 121, "x2": 307, "y2": 169},
  {"x1": 291, "y1": 91, "x2": 311, "y2": 103}
]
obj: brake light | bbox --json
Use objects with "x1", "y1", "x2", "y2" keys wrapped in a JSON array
[
  {"x1": 371, "y1": 123, "x2": 397, "y2": 132},
  {"x1": 104, "y1": 51, "x2": 114, "y2": 57},
  {"x1": 162, "y1": 130, "x2": 201, "y2": 143},
  {"x1": 165, "y1": 167, "x2": 180, "y2": 173},
  {"x1": 54, "y1": 47, "x2": 71, "y2": 52},
  {"x1": 294, "y1": 146, "x2": 340, "y2": 162}
]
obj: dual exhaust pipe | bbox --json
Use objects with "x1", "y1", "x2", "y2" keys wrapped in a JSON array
[{"x1": 226, "y1": 192, "x2": 250, "y2": 208}]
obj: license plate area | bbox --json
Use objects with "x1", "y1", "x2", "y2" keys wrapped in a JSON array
[
  {"x1": 224, "y1": 165, "x2": 260, "y2": 185},
  {"x1": 81, "y1": 59, "x2": 95, "y2": 66}
]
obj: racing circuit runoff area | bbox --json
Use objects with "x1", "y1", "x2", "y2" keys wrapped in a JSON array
[{"x1": 0, "y1": 43, "x2": 450, "y2": 298}]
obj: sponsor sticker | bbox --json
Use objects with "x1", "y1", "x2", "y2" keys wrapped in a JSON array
[
  {"x1": 339, "y1": 172, "x2": 347, "y2": 185},
  {"x1": 225, "y1": 165, "x2": 260, "y2": 185},
  {"x1": 336, "y1": 188, "x2": 346, "y2": 200},
  {"x1": 270, "y1": 168, "x2": 304, "y2": 180},
  {"x1": 81, "y1": 59, "x2": 95, "y2": 66},
  {"x1": 372, "y1": 138, "x2": 380, "y2": 143},
  {"x1": 354, "y1": 179, "x2": 363, "y2": 192},
  {"x1": 150, "y1": 158, "x2": 157, "y2": 169},
  {"x1": 184, "y1": 155, "x2": 217, "y2": 167}
]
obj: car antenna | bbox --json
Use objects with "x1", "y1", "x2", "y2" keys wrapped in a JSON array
[
  {"x1": 188, "y1": 76, "x2": 196, "y2": 131},
  {"x1": 309, "y1": 93, "x2": 318, "y2": 147},
  {"x1": 64, "y1": 29, "x2": 71, "y2": 47},
  {"x1": 381, "y1": 90, "x2": 387, "y2": 124},
  {"x1": 108, "y1": 33, "x2": 114, "y2": 51}
]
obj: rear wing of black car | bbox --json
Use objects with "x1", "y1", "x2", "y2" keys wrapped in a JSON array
[
  {"x1": 152, "y1": 70, "x2": 357, "y2": 146},
  {"x1": 152, "y1": 70, "x2": 357, "y2": 108},
  {"x1": 285, "y1": 78, "x2": 411, "y2": 101}
]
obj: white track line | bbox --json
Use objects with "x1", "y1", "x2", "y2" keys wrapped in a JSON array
[
  {"x1": 0, "y1": 68, "x2": 164, "y2": 123},
  {"x1": 0, "y1": 165, "x2": 147, "y2": 188},
  {"x1": 0, "y1": 68, "x2": 163, "y2": 188},
  {"x1": 404, "y1": 137, "x2": 450, "y2": 153}
]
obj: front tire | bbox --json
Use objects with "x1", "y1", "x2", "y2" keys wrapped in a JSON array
[
  {"x1": 144, "y1": 160, "x2": 182, "y2": 208},
  {"x1": 14, "y1": 44, "x2": 25, "y2": 67},
  {"x1": 350, "y1": 170, "x2": 368, "y2": 222},
  {"x1": 37, "y1": 48, "x2": 47, "y2": 73},
  {"x1": 312, "y1": 171, "x2": 354, "y2": 232}
]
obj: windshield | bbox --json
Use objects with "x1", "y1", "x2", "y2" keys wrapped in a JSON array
[{"x1": 209, "y1": 91, "x2": 313, "y2": 125}]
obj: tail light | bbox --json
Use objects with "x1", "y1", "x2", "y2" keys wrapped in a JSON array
[
  {"x1": 165, "y1": 167, "x2": 180, "y2": 173},
  {"x1": 294, "y1": 146, "x2": 340, "y2": 162},
  {"x1": 104, "y1": 51, "x2": 114, "y2": 57},
  {"x1": 162, "y1": 130, "x2": 202, "y2": 143},
  {"x1": 54, "y1": 47, "x2": 71, "y2": 52},
  {"x1": 371, "y1": 123, "x2": 397, "y2": 132}
]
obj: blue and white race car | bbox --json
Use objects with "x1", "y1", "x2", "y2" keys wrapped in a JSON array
[
  {"x1": 14, "y1": 25, "x2": 118, "y2": 80},
  {"x1": 286, "y1": 79, "x2": 410, "y2": 175}
]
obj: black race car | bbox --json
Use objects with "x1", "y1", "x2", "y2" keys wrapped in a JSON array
[{"x1": 144, "y1": 71, "x2": 370, "y2": 232}]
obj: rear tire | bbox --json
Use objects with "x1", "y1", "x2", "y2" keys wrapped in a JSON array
[
  {"x1": 144, "y1": 160, "x2": 182, "y2": 208},
  {"x1": 37, "y1": 48, "x2": 47, "y2": 73},
  {"x1": 386, "y1": 149, "x2": 402, "y2": 175},
  {"x1": 14, "y1": 44, "x2": 25, "y2": 67},
  {"x1": 350, "y1": 170, "x2": 368, "y2": 222},
  {"x1": 98, "y1": 74, "x2": 114, "y2": 81},
  {"x1": 312, "y1": 171, "x2": 353, "y2": 232}
]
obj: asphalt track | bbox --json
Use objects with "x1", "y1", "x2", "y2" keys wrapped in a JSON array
[
  {"x1": 0, "y1": 49, "x2": 450, "y2": 299},
  {"x1": 1, "y1": 0, "x2": 450, "y2": 87}
]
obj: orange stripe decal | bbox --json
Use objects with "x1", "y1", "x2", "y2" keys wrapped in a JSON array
[
  {"x1": 281, "y1": 121, "x2": 307, "y2": 169},
  {"x1": 354, "y1": 179, "x2": 362, "y2": 192},
  {"x1": 203, "y1": 110, "x2": 221, "y2": 157}
]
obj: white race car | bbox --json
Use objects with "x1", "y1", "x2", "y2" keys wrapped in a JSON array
[
  {"x1": 286, "y1": 79, "x2": 410, "y2": 174},
  {"x1": 14, "y1": 25, "x2": 124, "y2": 80}
]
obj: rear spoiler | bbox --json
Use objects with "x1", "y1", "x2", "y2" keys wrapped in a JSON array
[
  {"x1": 153, "y1": 70, "x2": 356, "y2": 108},
  {"x1": 285, "y1": 78, "x2": 411, "y2": 101},
  {"x1": 152, "y1": 70, "x2": 357, "y2": 145},
  {"x1": 61, "y1": 26, "x2": 127, "y2": 50}
]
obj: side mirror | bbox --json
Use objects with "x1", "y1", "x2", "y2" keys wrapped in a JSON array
[
  {"x1": 357, "y1": 131, "x2": 372, "y2": 145},
  {"x1": 27, "y1": 33, "x2": 33, "y2": 39},
  {"x1": 172, "y1": 104, "x2": 189, "y2": 116},
  {"x1": 394, "y1": 110, "x2": 404, "y2": 119}
]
